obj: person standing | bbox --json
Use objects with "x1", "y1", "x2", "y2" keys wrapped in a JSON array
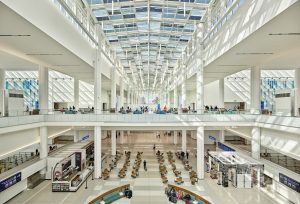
[
  {"x1": 143, "y1": 160, "x2": 147, "y2": 171},
  {"x1": 186, "y1": 151, "x2": 189, "y2": 160}
]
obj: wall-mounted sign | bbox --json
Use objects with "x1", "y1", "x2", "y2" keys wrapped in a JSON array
[
  {"x1": 209, "y1": 135, "x2": 216, "y2": 141},
  {"x1": 279, "y1": 173, "x2": 300, "y2": 193},
  {"x1": 218, "y1": 142, "x2": 235, "y2": 152},
  {"x1": 0, "y1": 172, "x2": 22, "y2": 192},
  {"x1": 81, "y1": 135, "x2": 90, "y2": 141}
]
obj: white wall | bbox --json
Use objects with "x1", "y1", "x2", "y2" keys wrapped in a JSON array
[
  {"x1": 1, "y1": 0, "x2": 94, "y2": 66},
  {"x1": 204, "y1": 81, "x2": 219, "y2": 106},
  {"x1": 0, "y1": 128, "x2": 39, "y2": 158},
  {"x1": 204, "y1": 0, "x2": 298, "y2": 66},
  {"x1": 261, "y1": 128, "x2": 300, "y2": 161},
  {"x1": 0, "y1": 127, "x2": 72, "y2": 159},
  {"x1": 224, "y1": 85, "x2": 244, "y2": 103}
]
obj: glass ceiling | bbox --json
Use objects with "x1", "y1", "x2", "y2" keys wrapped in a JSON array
[{"x1": 87, "y1": 0, "x2": 210, "y2": 90}]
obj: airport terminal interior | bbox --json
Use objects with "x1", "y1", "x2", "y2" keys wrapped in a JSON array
[{"x1": 0, "y1": 0, "x2": 300, "y2": 204}]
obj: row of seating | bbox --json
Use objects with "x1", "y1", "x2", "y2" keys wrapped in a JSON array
[
  {"x1": 103, "y1": 151, "x2": 123, "y2": 180},
  {"x1": 176, "y1": 151, "x2": 198, "y2": 185},
  {"x1": 158, "y1": 151, "x2": 168, "y2": 184},
  {"x1": 167, "y1": 151, "x2": 184, "y2": 185},
  {"x1": 118, "y1": 151, "x2": 131, "y2": 178},
  {"x1": 88, "y1": 184, "x2": 132, "y2": 204},
  {"x1": 165, "y1": 184, "x2": 212, "y2": 204},
  {"x1": 131, "y1": 152, "x2": 142, "y2": 178}
]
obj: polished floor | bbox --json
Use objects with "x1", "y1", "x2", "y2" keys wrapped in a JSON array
[{"x1": 7, "y1": 132, "x2": 292, "y2": 204}]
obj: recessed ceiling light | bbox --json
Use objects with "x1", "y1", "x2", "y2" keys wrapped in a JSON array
[
  {"x1": 52, "y1": 65, "x2": 80, "y2": 67},
  {"x1": 217, "y1": 65, "x2": 248, "y2": 67},
  {"x1": 0, "y1": 34, "x2": 31, "y2": 37},
  {"x1": 236, "y1": 52, "x2": 274, "y2": 55},
  {"x1": 26, "y1": 53, "x2": 63, "y2": 56},
  {"x1": 269, "y1": 33, "x2": 300, "y2": 36}
]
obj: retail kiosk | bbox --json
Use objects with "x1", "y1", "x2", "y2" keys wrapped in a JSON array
[
  {"x1": 208, "y1": 151, "x2": 264, "y2": 188},
  {"x1": 46, "y1": 141, "x2": 94, "y2": 192}
]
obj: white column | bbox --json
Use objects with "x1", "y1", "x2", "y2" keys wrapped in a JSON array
[
  {"x1": 130, "y1": 90, "x2": 133, "y2": 106},
  {"x1": 219, "y1": 130, "x2": 225, "y2": 143},
  {"x1": 39, "y1": 66, "x2": 49, "y2": 114},
  {"x1": 196, "y1": 25, "x2": 204, "y2": 114},
  {"x1": 120, "y1": 79, "x2": 124, "y2": 108},
  {"x1": 111, "y1": 130, "x2": 116, "y2": 156},
  {"x1": 167, "y1": 91, "x2": 170, "y2": 107},
  {"x1": 174, "y1": 86, "x2": 178, "y2": 109},
  {"x1": 219, "y1": 78, "x2": 225, "y2": 108},
  {"x1": 94, "y1": 48, "x2": 102, "y2": 114},
  {"x1": 250, "y1": 66, "x2": 261, "y2": 114},
  {"x1": 0, "y1": 69, "x2": 5, "y2": 117},
  {"x1": 182, "y1": 130, "x2": 187, "y2": 152},
  {"x1": 294, "y1": 69, "x2": 300, "y2": 116},
  {"x1": 197, "y1": 126, "x2": 204, "y2": 179},
  {"x1": 74, "y1": 129, "x2": 78, "y2": 142},
  {"x1": 74, "y1": 77, "x2": 79, "y2": 109},
  {"x1": 127, "y1": 88, "x2": 130, "y2": 107},
  {"x1": 173, "y1": 130, "x2": 178, "y2": 145},
  {"x1": 0, "y1": 69, "x2": 4, "y2": 90},
  {"x1": 111, "y1": 67, "x2": 116, "y2": 109},
  {"x1": 120, "y1": 130, "x2": 124, "y2": 144},
  {"x1": 40, "y1": 126, "x2": 48, "y2": 174},
  {"x1": 182, "y1": 81, "x2": 186, "y2": 108},
  {"x1": 251, "y1": 127, "x2": 261, "y2": 160},
  {"x1": 94, "y1": 126, "x2": 102, "y2": 179}
]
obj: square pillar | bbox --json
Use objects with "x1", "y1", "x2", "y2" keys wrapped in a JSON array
[
  {"x1": 219, "y1": 130, "x2": 225, "y2": 143},
  {"x1": 250, "y1": 66, "x2": 261, "y2": 114},
  {"x1": 251, "y1": 127, "x2": 261, "y2": 160},
  {"x1": 94, "y1": 48, "x2": 102, "y2": 114},
  {"x1": 111, "y1": 67, "x2": 116, "y2": 109},
  {"x1": 74, "y1": 77, "x2": 79, "y2": 109},
  {"x1": 174, "y1": 86, "x2": 178, "y2": 109},
  {"x1": 173, "y1": 130, "x2": 178, "y2": 145},
  {"x1": 40, "y1": 126, "x2": 48, "y2": 174},
  {"x1": 39, "y1": 66, "x2": 49, "y2": 114},
  {"x1": 120, "y1": 80, "x2": 124, "y2": 109},
  {"x1": 182, "y1": 82, "x2": 186, "y2": 108},
  {"x1": 196, "y1": 24, "x2": 204, "y2": 114},
  {"x1": 0, "y1": 69, "x2": 5, "y2": 117},
  {"x1": 294, "y1": 69, "x2": 300, "y2": 116},
  {"x1": 120, "y1": 130, "x2": 124, "y2": 144},
  {"x1": 219, "y1": 78, "x2": 225, "y2": 108},
  {"x1": 111, "y1": 130, "x2": 116, "y2": 156},
  {"x1": 94, "y1": 126, "x2": 102, "y2": 179},
  {"x1": 197, "y1": 126, "x2": 204, "y2": 179},
  {"x1": 182, "y1": 130, "x2": 187, "y2": 152}
]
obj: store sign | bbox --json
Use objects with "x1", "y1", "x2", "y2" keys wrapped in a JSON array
[
  {"x1": 279, "y1": 173, "x2": 300, "y2": 193},
  {"x1": 209, "y1": 135, "x2": 216, "y2": 141},
  {"x1": 81, "y1": 135, "x2": 90, "y2": 141},
  {"x1": 0, "y1": 172, "x2": 22, "y2": 192},
  {"x1": 218, "y1": 142, "x2": 235, "y2": 152}
]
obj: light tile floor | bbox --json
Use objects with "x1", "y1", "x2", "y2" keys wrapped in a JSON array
[{"x1": 7, "y1": 132, "x2": 293, "y2": 204}]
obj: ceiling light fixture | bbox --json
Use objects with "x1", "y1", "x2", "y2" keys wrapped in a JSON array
[
  {"x1": 0, "y1": 34, "x2": 31, "y2": 37},
  {"x1": 236, "y1": 52, "x2": 274, "y2": 55},
  {"x1": 269, "y1": 33, "x2": 300, "y2": 36},
  {"x1": 26, "y1": 53, "x2": 63, "y2": 56}
]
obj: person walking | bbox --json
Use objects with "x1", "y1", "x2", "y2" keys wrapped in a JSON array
[
  {"x1": 143, "y1": 160, "x2": 147, "y2": 171},
  {"x1": 186, "y1": 151, "x2": 189, "y2": 160},
  {"x1": 153, "y1": 144, "x2": 156, "y2": 151}
]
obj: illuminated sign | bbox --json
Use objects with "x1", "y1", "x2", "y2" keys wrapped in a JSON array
[
  {"x1": 0, "y1": 172, "x2": 22, "y2": 192},
  {"x1": 279, "y1": 173, "x2": 300, "y2": 193}
]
